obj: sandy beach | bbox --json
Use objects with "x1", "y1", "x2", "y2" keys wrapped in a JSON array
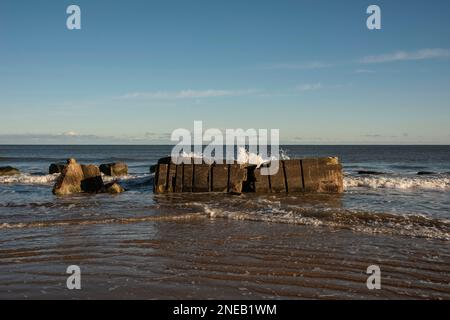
[{"x1": 1, "y1": 217, "x2": 449, "y2": 299}]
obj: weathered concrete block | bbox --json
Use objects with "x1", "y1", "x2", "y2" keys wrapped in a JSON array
[
  {"x1": 81, "y1": 164, "x2": 104, "y2": 193},
  {"x1": 49, "y1": 163, "x2": 66, "y2": 174},
  {"x1": 51, "y1": 159, "x2": 129, "y2": 196},
  {"x1": 81, "y1": 164, "x2": 101, "y2": 177},
  {"x1": 167, "y1": 163, "x2": 177, "y2": 192},
  {"x1": 253, "y1": 167, "x2": 270, "y2": 193},
  {"x1": 52, "y1": 159, "x2": 84, "y2": 196},
  {"x1": 0, "y1": 166, "x2": 20, "y2": 176},
  {"x1": 104, "y1": 182, "x2": 125, "y2": 194},
  {"x1": 211, "y1": 164, "x2": 229, "y2": 192},
  {"x1": 154, "y1": 164, "x2": 168, "y2": 193},
  {"x1": 193, "y1": 164, "x2": 210, "y2": 192},
  {"x1": 229, "y1": 164, "x2": 247, "y2": 193},
  {"x1": 283, "y1": 160, "x2": 303, "y2": 192},
  {"x1": 269, "y1": 161, "x2": 286, "y2": 193},
  {"x1": 99, "y1": 162, "x2": 128, "y2": 177},
  {"x1": 159, "y1": 156, "x2": 193, "y2": 165},
  {"x1": 157, "y1": 156, "x2": 172, "y2": 164},
  {"x1": 175, "y1": 165, "x2": 183, "y2": 192},
  {"x1": 152, "y1": 156, "x2": 343, "y2": 194},
  {"x1": 301, "y1": 157, "x2": 343, "y2": 193},
  {"x1": 183, "y1": 164, "x2": 194, "y2": 192}
]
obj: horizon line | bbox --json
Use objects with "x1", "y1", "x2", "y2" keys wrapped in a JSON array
[{"x1": 1, "y1": 144, "x2": 449, "y2": 146}]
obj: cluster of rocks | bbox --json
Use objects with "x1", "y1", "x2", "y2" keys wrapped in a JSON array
[
  {"x1": 0, "y1": 166, "x2": 20, "y2": 176},
  {"x1": 51, "y1": 159, "x2": 127, "y2": 196}
]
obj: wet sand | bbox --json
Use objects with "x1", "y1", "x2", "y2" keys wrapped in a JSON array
[{"x1": 1, "y1": 217, "x2": 449, "y2": 299}]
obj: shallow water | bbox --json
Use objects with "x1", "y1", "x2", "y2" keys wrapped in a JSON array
[{"x1": 0, "y1": 145, "x2": 449, "y2": 299}]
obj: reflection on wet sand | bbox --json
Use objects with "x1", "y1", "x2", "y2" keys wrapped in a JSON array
[{"x1": 1, "y1": 214, "x2": 449, "y2": 299}]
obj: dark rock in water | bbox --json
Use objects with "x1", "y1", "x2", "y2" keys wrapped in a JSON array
[
  {"x1": 99, "y1": 162, "x2": 128, "y2": 177},
  {"x1": 153, "y1": 157, "x2": 344, "y2": 194},
  {"x1": 0, "y1": 166, "x2": 20, "y2": 176},
  {"x1": 357, "y1": 170, "x2": 384, "y2": 175},
  {"x1": 49, "y1": 163, "x2": 66, "y2": 174},
  {"x1": 150, "y1": 165, "x2": 156, "y2": 174},
  {"x1": 52, "y1": 159, "x2": 84, "y2": 196},
  {"x1": 417, "y1": 171, "x2": 436, "y2": 175},
  {"x1": 157, "y1": 156, "x2": 172, "y2": 164},
  {"x1": 104, "y1": 182, "x2": 125, "y2": 194},
  {"x1": 81, "y1": 164, "x2": 104, "y2": 193},
  {"x1": 52, "y1": 159, "x2": 126, "y2": 196}
]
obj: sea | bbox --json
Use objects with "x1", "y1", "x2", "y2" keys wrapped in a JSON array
[{"x1": 0, "y1": 145, "x2": 449, "y2": 299}]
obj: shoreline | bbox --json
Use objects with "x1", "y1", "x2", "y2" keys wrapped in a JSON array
[
  {"x1": 1, "y1": 145, "x2": 449, "y2": 300},
  {"x1": 1, "y1": 219, "x2": 448, "y2": 299}
]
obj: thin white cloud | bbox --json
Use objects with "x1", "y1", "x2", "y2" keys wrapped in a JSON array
[
  {"x1": 295, "y1": 83, "x2": 322, "y2": 92},
  {"x1": 360, "y1": 48, "x2": 450, "y2": 64},
  {"x1": 0, "y1": 133, "x2": 172, "y2": 144},
  {"x1": 355, "y1": 69, "x2": 376, "y2": 74},
  {"x1": 62, "y1": 131, "x2": 79, "y2": 137},
  {"x1": 121, "y1": 89, "x2": 258, "y2": 100},
  {"x1": 266, "y1": 61, "x2": 332, "y2": 70},
  {"x1": 119, "y1": 82, "x2": 337, "y2": 102}
]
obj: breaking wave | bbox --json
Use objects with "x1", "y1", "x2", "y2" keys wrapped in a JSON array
[
  {"x1": 0, "y1": 213, "x2": 205, "y2": 230},
  {"x1": 344, "y1": 175, "x2": 450, "y2": 191},
  {"x1": 0, "y1": 174, "x2": 59, "y2": 185},
  {"x1": 195, "y1": 202, "x2": 450, "y2": 240},
  {"x1": 173, "y1": 147, "x2": 290, "y2": 168},
  {"x1": 3, "y1": 172, "x2": 449, "y2": 193},
  {"x1": 0, "y1": 173, "x2": 151, "y2": 186},
  {"x1": 1, "y1": 189, "x2": 449, "y2": 240},
  {"x1": 2, "y1": 199, "x2": 448, "y2": 240},
  {"x1": 102, "y1": 173, "x2": 152, "y2": 183}
]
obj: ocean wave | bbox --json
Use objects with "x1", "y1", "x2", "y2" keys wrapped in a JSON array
[
  {"x1": 0, "y1": 173, "x2": 59, "y2": 185},
  {"x1": 0, "y1": 213, "x2": 205, "y2": 230},
  {"x1": 102, "y1": 173, "x2": 152, "y2": 183},
  {"x1": 0, "y1": 173, "x2": 152, "y2": 186},
  {"x1": 196, "y1": 202, "x2": 450, "y2": 240},
  {"x1": 344, "y1": 175, "x2": 450, "y2": 191},
  {"x1": 171, "y1": 147, "x2": 291, "y2": 168},
  {"x1": 0, "y1": 156, "x2": 62, "y2": 162},
  {"x1": 1, "y1": 193, "x2": 448, "y2": 240}
]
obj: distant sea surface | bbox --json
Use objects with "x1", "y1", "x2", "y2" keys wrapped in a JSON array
[{"x1": 0, "y1": 145, "x2": 449, "y2": 299}]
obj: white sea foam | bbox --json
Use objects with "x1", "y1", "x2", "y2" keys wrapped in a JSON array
[
  {"x1": 174, "y1": 147, "x2": 289, "y2": 168},
  {"x1": 0, "y1": 174, "x2": 59, "y2": 185},
  {"x1": 0, "y1": 173, "x2": 151, "y2": 185},
  {"x1": 102, "y1": 173, "x2": 151, "y2": 183},
  {"x1": 237, "y1": 147, "x2": 270, "y2": 168},
  {"x1": 195, "y1": 203, "x2": 450, "y2": 240},
  {"x1": 344, "y1": 175, "x2": 450, "y2": 191}
]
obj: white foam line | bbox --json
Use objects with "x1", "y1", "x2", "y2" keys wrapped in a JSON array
[{"x1": 344, "y1": 176, "x2": 450, "y2": 191}]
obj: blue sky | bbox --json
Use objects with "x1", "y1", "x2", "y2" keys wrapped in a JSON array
[{"x1": 0, "y1": 0, "x2": 449, "y2": 144}]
